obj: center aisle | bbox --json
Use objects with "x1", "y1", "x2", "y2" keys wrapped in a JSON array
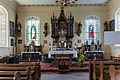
[{"x1": 41, "y1": 73, "x2": 89, "y2": 80}]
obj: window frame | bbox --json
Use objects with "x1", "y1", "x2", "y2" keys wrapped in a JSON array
[{"x1": 84, "y1": 15, "x2": 100, "y2": 45}]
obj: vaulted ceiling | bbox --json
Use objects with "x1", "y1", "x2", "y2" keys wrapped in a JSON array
[{"x1": 11, "y1": 0, "x2": 112, "y2": 6}]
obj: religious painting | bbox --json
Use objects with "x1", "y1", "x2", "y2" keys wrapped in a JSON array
[
  {"x1": 77, "y1": 40, "x2": 81, "y2": 43},
  {"x1": 10, "y1": 21, "x2": 14, "y2": 37},
  {"x1": 109, "y1": 19, "x2": 115, "y2": 31}
]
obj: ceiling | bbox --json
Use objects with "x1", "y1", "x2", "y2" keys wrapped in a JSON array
[{"x1": 11, "y1": 0, "x2": 111, "y2": 6}]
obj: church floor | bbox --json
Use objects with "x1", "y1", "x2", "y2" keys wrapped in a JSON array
[{"x1": 41, "y1": 72, "x2": 89, "y2": 80}]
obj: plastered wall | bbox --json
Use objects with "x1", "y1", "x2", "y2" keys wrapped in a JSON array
[{"x1": 17, "y1": 5, "x2": 108, "y2": 54}]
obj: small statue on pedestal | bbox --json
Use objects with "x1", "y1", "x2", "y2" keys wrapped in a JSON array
[
  {"x1": 78, "y1": 21, "x2": 82, "y2": 36},
  {"x1": 90, "y1": 40, "x2": 95, "y2": 51},
  {"x1": 29, "y1": 40, "x2": 35, "y2": 52},
  {"x1": 85, "y1": 41, "x2": 89, "y2": 51},
  {"x1": 97, "y1": 40, "x2": 102, "y2": 51}
]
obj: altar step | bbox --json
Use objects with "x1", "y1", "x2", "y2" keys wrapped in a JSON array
[{"x1": 41, "y1": 67, "x2": 89, "y2": 73}]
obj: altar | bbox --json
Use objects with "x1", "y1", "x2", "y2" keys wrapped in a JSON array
[
  {"x1": 48, "y1": 48, "x2": 77, "y2": 58},
  {"x1": 20, "y1": 52, "x2": 41, "y2": 60},
  {"x1": 84, "y1": 51, "x2": 104, "y2": 59}
]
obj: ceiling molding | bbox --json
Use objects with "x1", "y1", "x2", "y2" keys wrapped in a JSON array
[
  {"x1": 10, "y1": 0, "x2": 113, "y2": 7},
  {"x1": 18, "y1": 4, "x2": 107, "y2": 7}
]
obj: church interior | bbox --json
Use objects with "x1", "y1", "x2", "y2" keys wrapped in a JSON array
[{"x1": 1, "y1": 0, "x2": 120, "y2": 80}]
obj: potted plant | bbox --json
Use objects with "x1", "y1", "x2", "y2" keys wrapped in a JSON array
[{"x1": 77, "y1": 54, "x2": 87, "y2": 67}]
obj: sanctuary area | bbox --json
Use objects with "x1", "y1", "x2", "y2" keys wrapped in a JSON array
[{"x1": 0, "y1": 0, "x2": 120, "y2": 80}]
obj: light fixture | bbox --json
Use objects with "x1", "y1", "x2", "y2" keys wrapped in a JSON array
[{"x1": 55, "y1": 0, "x2": 78, "y2": 6}]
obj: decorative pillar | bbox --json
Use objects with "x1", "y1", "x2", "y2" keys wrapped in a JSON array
[{"x1": 14, "y1": 14, "x2": 22, "y2": 55}]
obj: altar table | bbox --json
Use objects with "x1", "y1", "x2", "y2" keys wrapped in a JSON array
[{"x1": 48, "y1": 49, "x2": 78, "y2": 58}]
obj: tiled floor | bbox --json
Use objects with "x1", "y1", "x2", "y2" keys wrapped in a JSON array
[{"x1": 41, "y1": 72, "x2": 89, "y2": 80}]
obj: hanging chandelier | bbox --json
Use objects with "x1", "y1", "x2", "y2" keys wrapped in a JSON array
[{"x1": 55, "y1": 0, "x2": 78, "y2": 6}]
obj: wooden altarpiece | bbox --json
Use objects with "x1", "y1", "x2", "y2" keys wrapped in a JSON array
[{"x1": 51, "y1": 9, "x2": 74, "y2": 48}]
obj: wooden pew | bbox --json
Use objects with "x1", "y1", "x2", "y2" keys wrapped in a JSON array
[
  {"x1": 92, "y1": 60, "x2": 120, "y2": 80},
  {"x1": 89, "y1": 60, "x2": 101, "y2": 80},
  {"x1": 89, "y1": 60, "x2": 94, "y2": 80},
  {"x1": 0, "y1": 63, "x2": 40, "y2": 80},
  {"x1": 0, "y1": 66, "x2": 31, "y2": 80},
  {"x1": 109, "y1": 65, "x2": 120, "y2": 80},
  {"x1": 0, "y1": 71, "x2": 21, "y2": 80}
]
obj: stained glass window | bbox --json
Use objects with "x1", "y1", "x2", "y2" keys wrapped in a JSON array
[
  {"x1": 85, "y1": 16, "x2": 100, "y2": 45},
  {"x1": 115, "y1": 8, "x2": 120, "y2": 46},
  {"x1": 25, "y1": 16, "x2": 40, "y2": 46},
  {"x1": 0, "y1": 5, "x2": 8, "y2": 47},
  {"x1": 115, "y1": 8, "x2": 120, "y2": 31}
]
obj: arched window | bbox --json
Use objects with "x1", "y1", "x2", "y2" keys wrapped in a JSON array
[
  {"x1": 114, "y1": 8, "x2": 120, "y2": 46},
  {"x1": 85, "y1": 16, "x2": 100, "y2": 45},
  {"x1": 25, "y1": 16, "x2": 40, "y2": 46},
  {"x1": 0, "y1": 5, "x2": 8, "y2": 47},
  {"x1": 115, "y1": 8, "x2": 120, "y2": 31}
]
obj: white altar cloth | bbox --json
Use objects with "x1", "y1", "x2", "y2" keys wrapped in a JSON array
[{"x1": 48, "y1": 49, "x2": 78, "y2": 58}]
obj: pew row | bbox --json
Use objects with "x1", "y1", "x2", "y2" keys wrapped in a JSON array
[
  {"x1": 109, "y1": 65, "x2": 120, "y2": 80},
  {"x1": 90, "y1": 60, "x2": 120, "y2": 80},
  {"x1": 0, "y1": 66, "x2": 31, "y2": 80},
  {"x1": 0, "y1": 63, "x2": 41, "y2": 80},
  {"x1": 0, "y1": 71, "x2": 21, "y2": 80}
]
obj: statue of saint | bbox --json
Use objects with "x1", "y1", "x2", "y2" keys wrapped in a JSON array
[
  {"x1": 85, "y1": 41, "x2": 89, "y2": 51},
  {"x1": 58, "y1": 28, "x2": 67, "y2": 48},
  {"x1": 31, "y1": 24, "x2": 36, "y2": 39},
  {"x1": 78, "y1": 21, "x2": 82, "y2": 36},
  {"x1": 97, "y1": 40, "x2": 102, "y2": 51},
  {"x1": 90, "y1": 40, "x2": 95, "y2": 51},
  {"x1": 29, "y1": 40, "x2": 35, "y2": 52}
]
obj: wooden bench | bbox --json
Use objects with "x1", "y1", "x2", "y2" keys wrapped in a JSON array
[
  {"x1": 91, "y1": 60, "x2": 120, "y2": 80},
  {"x1": 0, "y1": 66, "x2": 31, "y2": 80},
  {"x1": 109, "y1": 65, "x2": 120, "y2": 80},
  {"x1": 0, "y1": 71, "x2": 21, "y2": 80},
  {"x1": 0, "y1": 63, "x2": 41, "y2": 80}
]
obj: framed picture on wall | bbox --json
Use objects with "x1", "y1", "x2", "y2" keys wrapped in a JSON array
[
  {"x1": 43, "y1": 40, "x2": 47, "y2": 44},
  {"x1": 109, "y1": 19, "x2": 115, "y2": 31},
  {"x1": 18, "y1": 39, "x2": 22, "y2": 44},
  {"x1": 10, "y1": 21, "x2": 14, "y2": 37}
]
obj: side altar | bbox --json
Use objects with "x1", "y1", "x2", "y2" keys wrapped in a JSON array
[{"x1": 19, "y1": 52, "x2": 41, "y2": 64}]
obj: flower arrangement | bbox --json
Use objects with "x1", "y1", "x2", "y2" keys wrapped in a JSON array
[{"x1": 77, "y1": 54, "x2": 87, "y2": 63}]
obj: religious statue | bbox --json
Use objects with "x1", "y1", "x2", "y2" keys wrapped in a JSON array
[
  {"x1": 90, "y1": 40, "x2": 95, "y2": 51},
  {"x1": 104, "y1": 21, "x2": 109, "y2": 31},
  {"x1": 29, "y1": 40, "x2": 35, "y2": 52},
  {"x1": 84, "y1": 41, "x2": 89, "y2": 51},
  {"x1": 58, "y1": 28, "x2": 67, "y2": 48},
  {"x1": 78, "y1": 21, "x2": 82, "y2": 36},
  {"x1": 31, "y1": 24, "x2": 36, "y2": 39},
  {"x1": 97, "y1": 40, "x2": 102, "y2": 51},
  {"x1": 16, "y1": 22, "x2": 22, "y2": 37}
]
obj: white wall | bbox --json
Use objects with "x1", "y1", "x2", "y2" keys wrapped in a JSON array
[
  {"x1": 0, "y1": 47, "x2": 13, "y2": 57},
  {"x1": 0, "y1": 0, "x2": 16, "y2": 56},
  {"x1": 106, "y1": 0, "x2": 120, "y2": 57},
  {"x1": 17, "y1": 5, "x2": 108, "y2": 53}
]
